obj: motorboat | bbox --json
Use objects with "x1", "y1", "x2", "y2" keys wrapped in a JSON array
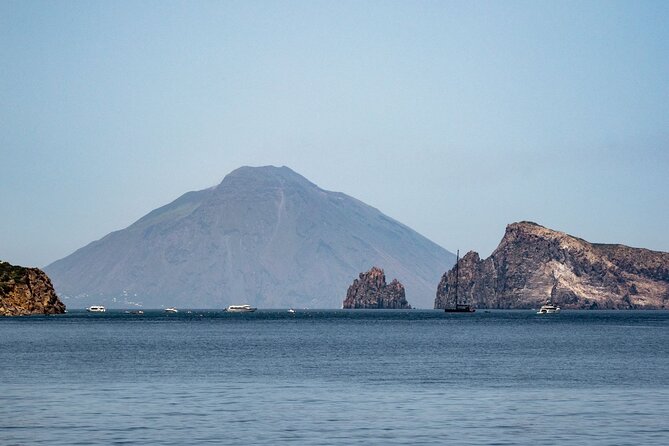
[
  {"x1": 164, "y1": 307, "x2": 178, "y2": 313},
  {"x1": 225, "y1": 304, "x2": 257, "y2": 313},
  {"x1": 87, "y1": 306, "x2": 106, "y2": 312},
  {"x1": 537, "y1": 302, "x2": 561, "y2": 314},
  {"x1": 288, "y1": 308, "x2": 296, "y2": 314}
]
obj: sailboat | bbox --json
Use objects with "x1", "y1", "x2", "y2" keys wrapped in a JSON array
[{"x1": 444, "y1": 250, "x2": 476, "y2": 313}]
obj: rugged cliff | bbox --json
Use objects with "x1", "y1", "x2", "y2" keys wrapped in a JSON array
[
  {"x1": 0, "y1": 261, "x2": 66, "y2": 316},
  {"x1": 343, "y1": 267, "x2": 411, "y2": 309},
  {"x1": 434, "y1": 222, "x2": 669, "y2": 310}
]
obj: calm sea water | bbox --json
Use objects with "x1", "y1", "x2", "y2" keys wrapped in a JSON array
[{"x1": 1, "y1": 309, "x2": 668, "y2": 445}]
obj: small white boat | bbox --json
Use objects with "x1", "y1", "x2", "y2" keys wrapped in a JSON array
[
  {"x1": 288, "y1": 308, "x2": 295, "y2": 314},
  {"x1": 164, "y1": 307, "x2": 178, "y2": 313},
  {"x1": 87, "y1": 306, "x2": 106, "y2": 313},
  {"x1": 225, "y1": 304, "x2": 257, "y2": 313},
  {"x1": 537, "y1": 302, "x2": 560, "y2": 314}
]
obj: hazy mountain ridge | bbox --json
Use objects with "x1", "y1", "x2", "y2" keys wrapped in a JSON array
[
  {"x1": 435, "y1": 221, "x2": 669, "y2": 309},
  {"x1": 47, "y1": 166, "x2": 454, "y2": 309}
]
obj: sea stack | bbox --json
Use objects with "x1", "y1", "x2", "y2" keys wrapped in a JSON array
[
  {"x1": 434, "y1": 222, "x2": 669, "y2": 310},
  {"x1": 0, "y1": 261, "x2": 66, "y2": 316},
  {"x1": 343, "y1": 267, "x2": 411, "y2": 309}
]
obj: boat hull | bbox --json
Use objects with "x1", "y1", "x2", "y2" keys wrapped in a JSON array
[
  {"x1": 444, "y1": 305, "x2": 475, "y2": 313},
  {"x1": 225, "y1": 305, "x2": 257, "y2": 313},
  {"x1": 87, "y1": 306, "x2": 106, "y2": 312},
  {"x1": 537, "y1": 304, "x2": 560, "y2": 314}
]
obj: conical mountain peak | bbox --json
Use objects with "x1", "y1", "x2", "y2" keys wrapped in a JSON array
[
  {"x1": 216, "y1": 165, "x2": 316, "y2": 191},
  {"x1": 46, "y1": 166, "x2": 454, "y2": 309}
]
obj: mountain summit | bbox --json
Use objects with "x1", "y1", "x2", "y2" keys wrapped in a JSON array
[{"x1": 46, "y1": 166, "x2": 454, "y2": 309}]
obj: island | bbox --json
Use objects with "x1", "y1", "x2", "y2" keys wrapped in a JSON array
[{"x1": 343, "y1": 267, "x2": 412, "y2": 309}]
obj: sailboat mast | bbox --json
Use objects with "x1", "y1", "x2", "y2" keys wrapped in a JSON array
[{"x1": 454, "y1": 250, "x2": 459, "y2": 306}]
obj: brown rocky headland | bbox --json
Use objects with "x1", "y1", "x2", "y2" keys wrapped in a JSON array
[
  {"x1": 0, "y1": 261, "x2": 66, "y2": 316},
  {"x1": 434, "y1": 222, "x2": 669, "y2": 310},
  {"x1": 343, "y1": 267, "x2": 412, "y2": 309}
]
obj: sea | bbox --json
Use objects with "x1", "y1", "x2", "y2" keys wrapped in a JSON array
[{"x1": 1, "y1": 309, "x2": 668, "y2": 445}]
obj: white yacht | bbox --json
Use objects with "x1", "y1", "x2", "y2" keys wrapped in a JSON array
[
  {"x1": 537, "y1": 302, "x2": 560, "y2": 314},
  {"x1": 87, "y1": 306, "x2": 106, "y2": 313},
  {"x1": 164, "y1": 307, "x2": 178, "y2": 313},
  {"x1": 225, "y1": 304, "x2": 257, "y2": 313}
]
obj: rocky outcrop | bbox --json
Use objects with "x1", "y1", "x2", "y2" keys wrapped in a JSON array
[
  {"x1": 343, "y1": 267, "x2": 411, "y2": 309},
  {"x1": 434, "y1": 222, "x2": 669, "y2": 310},
  {"x1": 1, "y1": 261, "x2": 66, "y2": 316}
]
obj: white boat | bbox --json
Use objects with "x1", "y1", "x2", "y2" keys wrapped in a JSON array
[
  {"x1": 288, "y1": 308, "x2": 295, "y2": 314},
  {"x1": 225, "y1": 304, "x2": 257, "y2": 313},
  {"x1": 164, "y1": 307, "x2": 178, "y2": 313},
  {"x1": 537, "y1": 302, "x2": 560, "y2": 314},
  {"x1": 87, "y1": 306, "x2": 106, "y2": 313}
]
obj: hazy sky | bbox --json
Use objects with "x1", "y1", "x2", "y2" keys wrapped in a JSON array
[{"x1": 2, "y1": 0, "x2": 668, "y2": 268}]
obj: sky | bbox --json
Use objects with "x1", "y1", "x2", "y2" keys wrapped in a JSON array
[{"x1": 1, "y1": 0, "x2": 668, "y2": 268}]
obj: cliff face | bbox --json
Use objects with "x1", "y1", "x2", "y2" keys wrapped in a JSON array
[
  {"x1": 343, "y1": 267, "x2": 411, "y2": 309},
  {"x1": 434, "y1": 222, "x2": 669, "y2": 310},
  {"x1": 0, "y1": 261, "x2": 66, "y2": 316}
]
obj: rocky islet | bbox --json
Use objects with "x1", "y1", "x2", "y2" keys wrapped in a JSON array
[{"x1": 343, "y1": 267, "x2": 412, "y2": 309}]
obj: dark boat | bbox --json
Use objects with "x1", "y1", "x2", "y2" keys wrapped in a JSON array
[
  {"x1": 444, "y1": 304, "x2": 475, "y2": 313},
  {"x1": 444, "y1": 250, "x2": 476, "y2": 313}
]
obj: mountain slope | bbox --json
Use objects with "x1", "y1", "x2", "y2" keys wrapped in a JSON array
[
  {"x1": 47, "y1": 166, "x2": 454, "y2": 309},
  {"x1": 434, "y1": 221, "x2": 669, "y2": 309}
]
